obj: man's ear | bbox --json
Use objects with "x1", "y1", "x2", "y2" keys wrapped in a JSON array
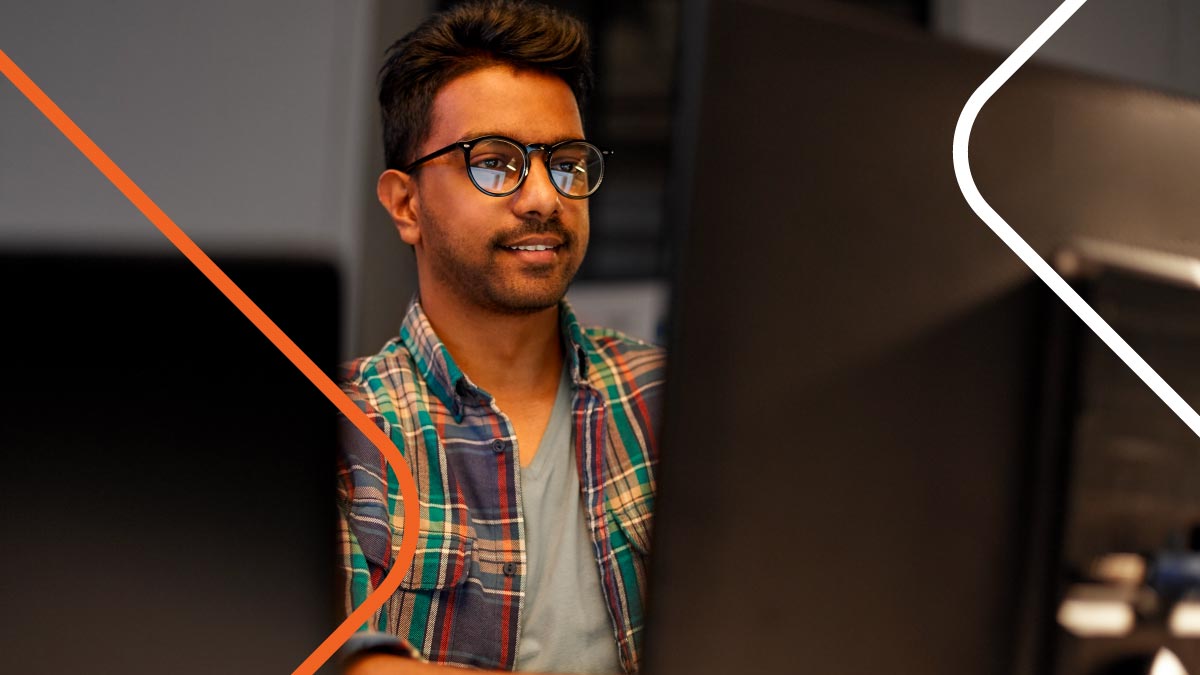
[{"x1": 377, "y1": 169, "x2": 421, "y2": 246}]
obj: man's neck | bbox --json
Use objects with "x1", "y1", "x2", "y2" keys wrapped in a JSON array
[{"x1": 419, "y1": 290, "x2": 565, "y2": 401}]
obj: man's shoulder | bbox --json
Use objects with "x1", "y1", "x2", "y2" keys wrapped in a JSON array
[
  {"x1": 336, "y1": 339, "x2": 418, "y2": 461},
  {"x1": 576, "y1": 325, "x2": 667, "y2": 384},
  {"x1": 341, "y1": 337, "x2": 408, "y2": 380},
  {"x1": 580, "y1": 324, "x2": 662, "y2": 349},
  {"x1": 339, "y1": 338, "x2": 415, "y2": 407}
]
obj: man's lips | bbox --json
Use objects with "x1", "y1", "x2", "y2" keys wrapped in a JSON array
[
  {"x1": 503, "y1": 243, "x2": 560, "y2": 251},
  {"x1": 496, "y1": 237, "x2": 565, "y2": 266},
  {"x1": 498, "y1": 235, "x2": 565, "y2": 252}
]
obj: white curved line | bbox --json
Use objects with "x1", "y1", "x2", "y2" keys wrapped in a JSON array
[{"x1": 951, "y1": 0, "x2": 1200, "y2": 439}]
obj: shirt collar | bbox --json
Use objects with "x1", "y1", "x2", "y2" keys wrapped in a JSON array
[{"x1": 398, "y1": 296, "x2": 591, "y2": 421}]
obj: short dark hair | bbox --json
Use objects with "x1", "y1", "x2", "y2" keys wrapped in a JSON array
[{"x1": 378, "y1": 0, "x2": 594, "y2": 171}]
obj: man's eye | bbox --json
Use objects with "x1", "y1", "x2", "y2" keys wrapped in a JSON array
[
  {"x1": 554, "y1": 161, "x2": 584, "y2": 174},
  {"x1": 473, "y1": 156, "x2": 505, "y2": 170}
]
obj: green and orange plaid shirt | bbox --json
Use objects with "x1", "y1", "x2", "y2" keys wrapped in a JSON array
[{"x1": 337, "y1": 298, "x2": 665, "y2": 672}]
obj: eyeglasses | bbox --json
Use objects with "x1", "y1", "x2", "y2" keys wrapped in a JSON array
[{"x1": 402, "y1": 135, "x2": 612, "y2": 199}]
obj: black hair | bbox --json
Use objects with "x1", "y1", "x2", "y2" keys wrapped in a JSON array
[{"x1": 378, "y1": 0, "x2": 594, "y2": 170}]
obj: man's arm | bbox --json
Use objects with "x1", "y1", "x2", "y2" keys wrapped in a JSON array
[
  {"x1": 344, "y1": 654, "x2": 450, "y2": 674},
  {"x1": 336, "y1": 413, "x2": 423, "y2": 665},
  {"x1": 346, "y1": 654, "x2": 475, "y2": 674},
  {"x1": 345, "y1": 654, "x2": 574, "y2": 675}
]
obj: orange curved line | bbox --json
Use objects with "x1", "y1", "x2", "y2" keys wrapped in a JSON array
[{"x1": 0, "y1": 48, "x2": 420, "y2": 675}]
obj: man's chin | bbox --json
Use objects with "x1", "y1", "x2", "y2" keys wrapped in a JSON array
[
  {"x1": 487, "y1": 294, "x2": 564, "y2": 316},
  {"x1": 480, "y1": 283, "x2": 571, "y2": 315}
]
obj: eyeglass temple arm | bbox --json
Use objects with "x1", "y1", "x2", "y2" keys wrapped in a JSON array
[{"x1": 401, "y1": 143, "x2": 463, "y2": 174}]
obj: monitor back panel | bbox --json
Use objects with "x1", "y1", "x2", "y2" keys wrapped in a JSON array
[{"x1": 646, "y1": 2, "x2": 1200, "y2": 674}]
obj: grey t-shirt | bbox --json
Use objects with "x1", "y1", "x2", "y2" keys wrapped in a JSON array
[{"x1": 515, "y1": 366, "x2": 622, "y2": 674}]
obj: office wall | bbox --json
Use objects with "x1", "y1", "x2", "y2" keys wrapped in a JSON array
[
  {"x1": 0, "y1": 0, "x2": 428, "y2": 357},
  {"x1": 935, "y1": 0, "x2": 1200, "y2": 99}
]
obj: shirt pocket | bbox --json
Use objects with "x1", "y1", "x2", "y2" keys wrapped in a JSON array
[
  {"x1": 354, "y1": 500, "x2": 472, "y2": 590},
  {"x1": 372, "y1": 531, "x2": 474, "y2": 660}
]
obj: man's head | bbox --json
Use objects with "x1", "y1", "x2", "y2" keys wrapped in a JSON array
[{"x1": 376, "y1": 0, "x2": 597, "y2": 317}]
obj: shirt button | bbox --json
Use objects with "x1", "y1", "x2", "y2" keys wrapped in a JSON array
[
  {"x1": 492, "y1": 439, "x2": 508, "y2": 453},
  {"x1": 503, "y1": 562, "x2": 517, "y2": 576}
]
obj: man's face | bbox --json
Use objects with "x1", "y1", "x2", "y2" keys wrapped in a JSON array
[{"x1": 404, "y1": 65, "x2": 589, "y2": 315}]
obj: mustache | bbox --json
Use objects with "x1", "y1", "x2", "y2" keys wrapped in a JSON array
[{"x1": 491, "y1": 218, "x2": 572, "y2": 248}]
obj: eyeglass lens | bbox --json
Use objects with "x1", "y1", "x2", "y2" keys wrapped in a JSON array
[{"x1": 467, "y1": 139, "x2": 603, "y2": 197}]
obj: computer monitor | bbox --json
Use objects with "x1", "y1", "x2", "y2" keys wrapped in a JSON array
[
  {"x1": 0, "y1": 251, "x2": 341, "y2": 674},
  {"x1": 647, "y1": 2, "x2": 1200, "y2": 673}
]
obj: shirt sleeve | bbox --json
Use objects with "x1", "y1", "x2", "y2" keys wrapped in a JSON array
[
  {"x1": 339, "y1": 631, "x2": 420, "y2": 663},
  {"x1": 336, "y1": 410, "x2": 422, "y2": 662}
]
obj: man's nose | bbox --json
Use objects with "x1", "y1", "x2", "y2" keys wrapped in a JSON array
[{"x1": 510, "y1": 155, "x2": 561, "y2": 220}]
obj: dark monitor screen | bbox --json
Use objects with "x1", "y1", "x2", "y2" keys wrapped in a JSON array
[
  {"x1": 647, "y1": 2, "x2": 1200, "y2": 674},
  {"x1": 0, "y1": 251, "x2": 341, "y2": 675}
]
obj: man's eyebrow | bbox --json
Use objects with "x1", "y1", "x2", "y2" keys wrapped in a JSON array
[{"x1": 461, "y1": 130, "x2": 585, "y2": 144}]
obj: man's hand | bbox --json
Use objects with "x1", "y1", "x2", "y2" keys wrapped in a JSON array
[{"x1": 344, "y1": 653, "x2": 452, "y2": 674}]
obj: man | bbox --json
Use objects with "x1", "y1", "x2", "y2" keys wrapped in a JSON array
[{"x1": 337, "y1": 2, "x2": 666, "y2": 673}]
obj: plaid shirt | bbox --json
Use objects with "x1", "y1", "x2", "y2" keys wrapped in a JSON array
[{"x1": 337, "y1": 298, "x2": 665, "y2": 672}]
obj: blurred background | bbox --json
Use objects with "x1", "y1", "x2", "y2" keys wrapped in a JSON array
[{"x1": 5, "y1": 0, "x2": 1200, "y2": 355}]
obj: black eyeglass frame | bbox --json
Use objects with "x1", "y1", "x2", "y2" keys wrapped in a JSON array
[{"x1": 401, "y1": 135, "x2": 613, "y2": 199}]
